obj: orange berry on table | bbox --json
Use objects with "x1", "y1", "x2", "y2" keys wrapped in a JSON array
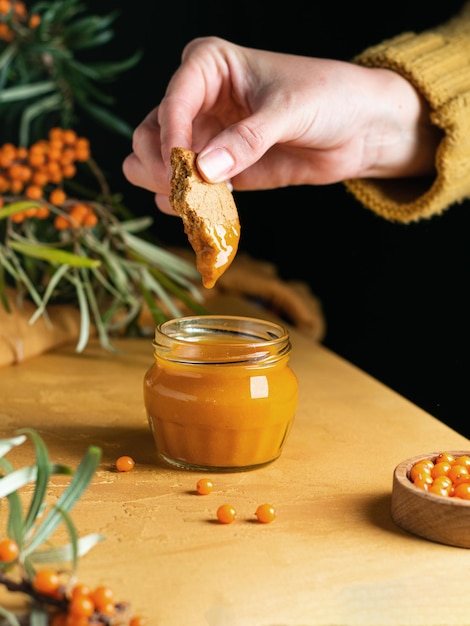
[
  {"x1": 115, "y1": 455, "x2": 135, "y2": 472},
  {"x1": 32, "y1": 569, "x2": 61, "y2": 595},
  {"x1": 129, "y1": 616, "x2": 147, "y2": 626},
  {"x1": 0, "y1": 537, "x2": 19, "y2": 562},
  {"x1": 216, "y1": 504, "x2": 237, "y2": 524},
  {"x1": 255, "y1": 503, "x2": 277, "y2": 523},
  {"x1": 196, "y1": 478, "x2": 214, "y2": 495}
]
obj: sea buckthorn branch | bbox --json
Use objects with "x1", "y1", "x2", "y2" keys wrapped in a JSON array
[
  {"x1": 0, "y1": 128, "x2": 208, "y2": 352},
  {"x1": 0, "y1": 0, "x2": 142, "y2": 146},
  {"x1": 0, "y1": 429, "x2": 146, "y2": 625}
]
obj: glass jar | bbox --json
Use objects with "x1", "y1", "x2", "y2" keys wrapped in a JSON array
[{"x1": 143, "y1": 315, "x2": 299, "y2": 472}]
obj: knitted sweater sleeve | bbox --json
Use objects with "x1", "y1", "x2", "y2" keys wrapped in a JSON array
[{"x1": 344, "y1": 2, "x2": 470, "y2": 222}]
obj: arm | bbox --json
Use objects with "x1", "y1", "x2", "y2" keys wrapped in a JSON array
[{"x1": 346, "y1": 1, "x2": 470, "y2": 222}]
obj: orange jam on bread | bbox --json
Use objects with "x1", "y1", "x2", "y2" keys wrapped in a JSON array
[{"x1": 143, "y1": 316, "x2": 298, "y2": 471}]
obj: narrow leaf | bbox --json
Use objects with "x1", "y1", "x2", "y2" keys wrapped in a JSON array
[
  {"x1": 9, "y1": 241, "x2": 101, "y2": 268},
  {"x1": 0, "y1": 435, "x2": 26, "y2": 458},
  {"x1": 23, "y1": 446, "x2": 102, "y2": 555}
]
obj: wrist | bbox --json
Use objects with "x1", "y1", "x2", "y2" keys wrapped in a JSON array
[{"x1": 358, "y1": 68, "x2": 442, "y2": 179}]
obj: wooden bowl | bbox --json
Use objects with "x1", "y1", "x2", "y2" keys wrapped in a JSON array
[{"x1": 391, "y1": 451, "x2": 470, "y2": 549}]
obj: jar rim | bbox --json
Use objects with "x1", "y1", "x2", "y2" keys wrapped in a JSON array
[{"x1": 152, "y1": 315, "x2": 292, "y2": 365}]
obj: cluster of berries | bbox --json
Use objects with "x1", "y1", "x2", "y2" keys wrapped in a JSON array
[
  {"x1": 0, "y1": 537, "x2": 145, "y2": 626},
  {"x1": 0, "y1": 127, "x2": 98, "y2": 230},
  {"x1": 196, "y1": 478, "x2": 277, "y2": 524},
  {"x1": 410, "y1": 451, "x2": 470, "y2": 499},
  {"x1": 0, "y1": 0, "x2": 40, "y2": 42}
]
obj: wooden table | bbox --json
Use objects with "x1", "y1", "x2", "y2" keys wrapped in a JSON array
[{"x1": 1, "y1": 298, "x2": 469, "y2": 625}]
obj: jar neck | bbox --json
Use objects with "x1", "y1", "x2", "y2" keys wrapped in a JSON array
[{"x1": 152, "y1": 315, "x2": 292, "y2": 365}]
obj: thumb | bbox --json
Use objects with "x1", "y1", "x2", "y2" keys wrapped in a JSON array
[{"x1": 196, "y1": 111, "x2": 281, "y2": 183}]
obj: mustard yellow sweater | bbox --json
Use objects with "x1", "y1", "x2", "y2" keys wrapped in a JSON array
[{"x1": 345, "y1": 2, "x2": 470, "y2": 222}]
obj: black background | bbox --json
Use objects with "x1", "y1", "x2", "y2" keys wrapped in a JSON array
[{"x1": 91, "y1": 1, "x2": 469, "y2": 437}]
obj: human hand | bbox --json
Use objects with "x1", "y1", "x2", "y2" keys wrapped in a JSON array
[{"x1": 122, "y1": 36, "x2": 440, "y2": 214}]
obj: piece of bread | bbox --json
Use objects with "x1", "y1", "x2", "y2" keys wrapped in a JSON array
[{"x1": 169, "y1": 147, "x2": 240, "y2": 289}]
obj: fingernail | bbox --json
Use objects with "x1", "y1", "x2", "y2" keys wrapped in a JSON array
[{"x1": 198, "y1": 148, "x2": 234, "y2": 182}]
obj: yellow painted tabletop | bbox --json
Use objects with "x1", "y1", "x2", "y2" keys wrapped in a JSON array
[{"x1": 1, "y1": 297, "x2": 469, "y2": 625}]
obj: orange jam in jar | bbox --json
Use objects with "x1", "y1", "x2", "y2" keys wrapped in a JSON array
[{"x1": 143, "y1": 315, "x2": 299, "y2": 472}]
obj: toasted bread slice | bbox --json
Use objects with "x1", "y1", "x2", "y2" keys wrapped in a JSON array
[{"x1": 169, "y1": 147, "x2": 240, "y2": 289}]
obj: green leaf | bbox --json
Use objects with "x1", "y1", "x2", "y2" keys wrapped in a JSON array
[
  {"x1": 0, "y1": 202, "x2": 42, "y2": 221},
  {"x1": 0, "y1": 463, "x2": 72, "y2": 499},
  {"x1": 29, "y1": 532, "x2": 105, "y2": 564},
  {"x1": 68, "y1": 271, "x2": 91, "y2": 352},
  {"x1": 23, "y1": 445, "x2": 102, "y2": 555},
  {"x1": 0, "y1": 605, "x2": 21, "y2": 626},
  {"x1": 19, "y1": 93, "x2": 63, "y2": 147},
  {"x1": 17, "y1": 429, "x2": 52, "y2": 538},
  {"x1": 0, "y1": 434, "x2": 27, "y2": 458},
  {"x1": 28, "y1": 263, "x2": 71, "y2": 325},
  {"x1": 30, "y1": 606, "x2": 48, "y2": 626},
  {"x1": 0, "y1": 81, "x2": 56, "y2": 103},
  {"x1": 81, "y1": 267, "x2": 116, "y2": 352},
  {"x1": 9, "y1": 241, "x2": 101, "y2": 268}
]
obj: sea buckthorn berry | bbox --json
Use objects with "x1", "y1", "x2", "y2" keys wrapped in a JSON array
[
  {"x1": 431, "y1": 461, "x2": 452, "y2": 480},
  {"x1": 413, "y1": 478, "x2": 430, "y2": 491},
  {"x1": 0, "y1": 537, "x2": 19, "y2": 562},
  {"x1": 409, "y1": 462, "x2": 432, "y2": 483},
  {"x1": 196, "y1": 478, "x2": 214, "y2": 495},
  {"x1": 429, "y1": 482, "x2": 452, "y2": 497},
  {"x1": 70, "y1": 583, "x2": 91, "y2": 599},
  {"x1": 115, "y1": 455, "x2": 135, "y2": 472},
  {"x1": 435, "y1": 452, "x2": 455, "y2": 465},
  {"x1": 69, "y1": 594, "x2": 94, "y2": 617},
  {"x1": 447, "y1": 464, "x2": 469, "y2": 483},
  {"x1": 412, "y1": 474, "x2": 433, "y2": 489},
  {"x1": 54, "y1": 214, "x2": 71, "y2": 230},
  {"x1": 129, "y1": 617, "x2": 147, "y2": 626},
  {"x1": 90, "y1": 584, "x2": 114, "y2": 609},
  {"x1": 32, "y1": 569, "x2": 61, "y2": 595},
  {"x1": 255, "y1": 503, "x2": 277, "y2": 523},
  {"x1": 49, "y1": 188, "x2": 67, "y2": 206},
  {"x1": 25, "y1": 184, "x2": 43, "y2": 200},
  {"x1": 216, "y1": 504, "x2": 237, "y2": 524},
  {"x1": 454, "y1": 455, "x2": 470, "y2": 469},
  {"x1": 453, "y1": 483, "x2": 470, "y2": 500}
]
